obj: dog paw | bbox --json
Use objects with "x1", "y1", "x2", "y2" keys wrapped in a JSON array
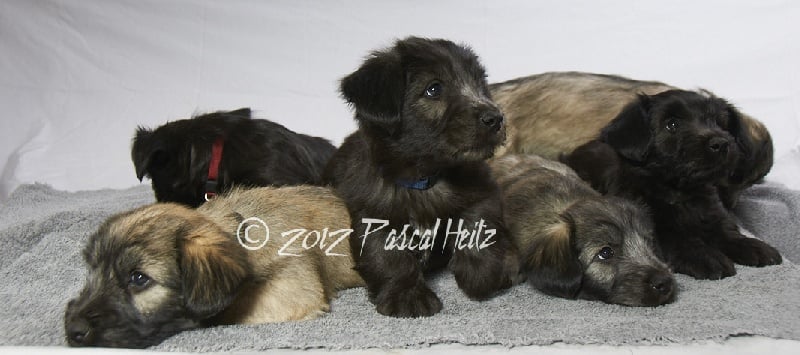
[
  {"x1": 374, "y1": 283, "x2": 442, "y2": 318},
  {"x1": 719, "y1": 237, "x2": 782, "y2": 267},
  {"x1": 452, "y1": 246, "x2": 521, "y2": 300},
  {"x1": 669, "y1": 246, "x2": 736, "y2": 280}
]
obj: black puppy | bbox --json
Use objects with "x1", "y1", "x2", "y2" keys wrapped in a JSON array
[
  {"x1": 132, "y1": 108, "x2": 335, "y2": 207},
  {"x1": 324, "y1": 37, "x2": 521, "y2": 317},
  {"x1": 564, "y1": 90, "x2": 782, "y2": 280}
]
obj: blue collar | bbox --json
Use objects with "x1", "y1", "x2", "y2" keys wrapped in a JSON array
[{"x1": 395, "y1": 174, "x2": 439, "y2": 190}]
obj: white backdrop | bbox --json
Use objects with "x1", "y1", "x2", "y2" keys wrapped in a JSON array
[{"x1": 1, "y1": 0, "x2": 798, "y2": 201}]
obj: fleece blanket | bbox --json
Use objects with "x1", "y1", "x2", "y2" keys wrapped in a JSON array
[{"x1": 0, "y1": 183, "x2": 798, "y2": 351}]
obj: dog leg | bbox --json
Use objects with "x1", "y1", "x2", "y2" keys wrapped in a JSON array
[
  {"x1": 659, "y1": 232, "x2": 736, "y2": 280},
  {"x1": 350, "y1": 217, "x2": 442, "y2": 318},
  {"x1": 449, "y1": 200, "x2": 522, "y2": 300},
  {"x1": 713, "y1": 215, "x2": 782, "y2": 267}
]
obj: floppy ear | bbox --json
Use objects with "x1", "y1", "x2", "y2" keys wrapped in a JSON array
[
  {"x1": 523, "y1": 218, "x2": 583, "y2": 299},
  {"x1": 562, "y1": 140, "x2": 621, "y2": 194},
  {"x1": 131, "y1": 127, "x2": 168, "y2": 181},
  {"x1": 187, "y1": 144, "x2": 212, "y2": 185},
  {"x1": 340, "y1": 49, "x2": 404, "y2": 129},
  {"x1": 600, "y1": 94, "x2": 653, "y2": 162},
  {"x1": 226, "y1": 107, "x2": 251, "y2": 118},
  {"x1": 724, "y1": 104, "x2": 753, "y2": 159},
  {"x1": 179, "y1": 229, "x2": 249, "y2": 318}
]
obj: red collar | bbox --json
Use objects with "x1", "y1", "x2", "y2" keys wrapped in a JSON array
[{"x1": 204, "y1": 137, "x2": 225, "y2": 201}]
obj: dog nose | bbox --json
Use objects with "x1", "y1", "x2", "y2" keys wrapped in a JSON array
[
  {"x1": 66, "y1": 317, "x2": 91, "y2": 346},
  {"x1": 708, "y1": 137, "x2": 729, "y2": 154},
  {"x1": 648, "y1": 273, "x2": 674, "y2": 296},
  {"x1": 480, "y1": 111, "x2": 504, "y2": 131}
]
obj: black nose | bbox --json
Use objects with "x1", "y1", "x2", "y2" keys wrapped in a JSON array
[
  {"x1": 708, "y1": 137, "x2": 729, "y2": 154},
  {"x1": 66, "y1": 317, "x2": 91, "y2": 346},
  {"x1": 648, "y1": 273, "x2": 674, "y2": 296},
  {"x1": 480, "y1": 111, "x2": 504, "y2": 131}
]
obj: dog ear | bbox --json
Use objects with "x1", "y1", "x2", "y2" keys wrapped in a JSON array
[
  {"x1": 724, "y1": 104, "x2": 753, "y2": 160},
  {"x1": 523, "y1": 218, "x2": 583, "y2": 299},
  {"x1": 562, "y1": 140, "x2": 621, "y2": 194},
  {"x1": 131, "y1": 127, "x2": 169, "y2": 181},
  {"x1": 226, "y1": 107, "x2": 251, "y2": 118},
  {"x1": 601, "y1": 94, "x2": 653, "y2": 162},
  {"x1": 179, "y1": 228, "x2": 249, "y2": 318},
  {"x1": 340, "y1": 49, "x2": 404, "y2": 129}
]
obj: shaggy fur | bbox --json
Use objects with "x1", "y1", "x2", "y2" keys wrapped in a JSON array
[
  {"x1": 64, "y1": 186, "x2": 364, "y2": 348},
  {"x1": 323, "y1": 37, "x2": 521, "y2": 318},
  {"x1": 491, "y1": 155, "x2": 675, "y2": 306},
  {"x1": 132, "y1": 108, "x2": 336, "y2": 207},
  {"x1": 563, "y1": 90, "x2": 782, "y2": 280},
  {"x1": 490, "y1": 71, "x2": 773, "y2": 209}
]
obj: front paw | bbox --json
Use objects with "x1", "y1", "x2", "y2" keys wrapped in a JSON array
[
  {"x1": 719, "y1": 237, "x2": 782, "y2": 267},
  {"x1": 374, "y1": 282, "x2": 442, "y2": 318},
  {"x1": 451, "y1": 243, "x2": 521, "y2": 300},
  {"x1": 668, "y1": 245, "x2": 736, "y2": 280}
]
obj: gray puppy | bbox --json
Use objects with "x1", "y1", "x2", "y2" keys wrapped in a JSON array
[
  {"x1": 490, "y1": 71, "x2": 773, "y2": 209},
  {"x1": 491, "y1": 154, "x2": 675, "y2": 306}
]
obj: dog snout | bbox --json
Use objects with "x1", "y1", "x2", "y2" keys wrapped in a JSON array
[
  {"x1": 66, "y1": 315, "x2": 92, "y2": 346},
  {"x1": 480, "y1": 111, "x2": 504, "y2": 132},
  {"x1": 708, "y1": 136, "x2": 730, "y2": 154},
  {"x1": 646, "y1": 270, "x2": 676, "y2": 304}
]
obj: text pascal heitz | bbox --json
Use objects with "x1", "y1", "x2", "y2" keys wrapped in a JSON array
[{"x1": 236, "y1": 217, "x2": 496, "y2": 256}]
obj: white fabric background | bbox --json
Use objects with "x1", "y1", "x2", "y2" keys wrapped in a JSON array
[{"x1": 1, "y1": 0, "x2": 798, "y2": 200}]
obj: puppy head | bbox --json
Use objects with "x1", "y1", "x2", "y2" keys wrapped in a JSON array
[
  {"x1": 131, "y1": 108, "x2": 251, "y2": 207},
  {"x1": 64, "y1": 204, "x2": 249, "y2": 348},
  {"x1": 601, "y1": 90, "x2": 739, "y2": 186},
  {"x1": 525, "y1": 197, "x2": 675, "y2": 306},
  {"x1": 340, "y1": 36, "x2": 505, "y2": 164}
]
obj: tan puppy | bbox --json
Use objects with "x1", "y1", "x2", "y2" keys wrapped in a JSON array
[
  {"x1": 64, "y1": 186, "x2": 364, "y2": 348},
  {"x1": 490, "y1": 71, "x2": 773, "y2": 208}
]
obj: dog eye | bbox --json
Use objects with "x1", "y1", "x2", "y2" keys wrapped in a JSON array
[
  {"x1": 665, "y1": 119, "x2": 679, "y2": 133},
  {"x1": 424, "y1": 82, "x2": 443, "y2": 98},
  {"x1": 129, "y1": 271, "x2": 150, "y2": 288},
  {"x1": 596, "y1": 247, "x2": 615, "y2": 260}
]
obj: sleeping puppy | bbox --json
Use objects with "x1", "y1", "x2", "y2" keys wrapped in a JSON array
[
  {"x1": 490, "y1": 71, "x2": 773, "y2": 209},
  {"x1": 563, "y1": 90, "x2": 782, "y2": 280},
  {"x1": 64, "y1": 186, "x2": 364, "y2": 348},
  {"x1": 323, "y1": 37, "x2": 521, "y2": 318},
  {"x1": 132, "y1": 108, "x2": 336, "y2": 207},
  {"x1": 491, "y1": 155, "x2": 675, "y2": 306}
]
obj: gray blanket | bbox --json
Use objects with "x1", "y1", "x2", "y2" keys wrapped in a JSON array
[{"x1": 0, "y1": 183, "x2": 798, "y2": 351}]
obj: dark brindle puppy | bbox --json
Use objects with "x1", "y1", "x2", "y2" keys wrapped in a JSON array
[
  {"x1": 491, "y1": 155, "x2": 675, "y2": 306},
  {"x1": 563, "y1": 90, "x2": 782, "y2": 280},
  {"x1": 64, "y1": 186, "x2": 364, "y2": 348},
  {"x1": 132, "y1": 108, "x2": 336, "y2": 207},
  {"x1": 323, "y1": 37, "x2": 521, "y2": 318},
  {"x1": 490, "y1": 72, "x2": 773, "y2": 209}
]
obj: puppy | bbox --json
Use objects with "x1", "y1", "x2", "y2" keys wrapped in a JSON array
[
  {"x1": 323, "y1": 37, "x2": 520, "y2": 318},
  {"x1": 64, "y1": 186, "x2": 364, "y2": 348},
  {"x1": 132, "y1": 108, "x2": 336, "y2": 207},
  {"x1": 563, "y1": 90, "x2": 782, "y2": 280},
  {"x1": 490, "y1": 71, "x2": 773, "y2": 208},
  {"x1": 491, "y1": 155, "x2": 675, "y2": 306}
]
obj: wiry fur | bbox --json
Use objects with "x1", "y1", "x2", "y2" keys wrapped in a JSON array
[
  {"x1": 64, "y1": 186, "x2": 364, "y2": 348},
  {"x1": 491, "y1": 155, "x2": 675, "y2": 306},
  {"x1": 563, "y1": 90, "x2": 782, "y2": 280},
  {"x1": 323, "y1": 37, "x2": 521, "y2": 318},
  {"x1": 490, "y1": 71, "x2": 773, "y2": 208},
  {"x1": 132, "y1": 108, "x2": 336, "y2": 207}
]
